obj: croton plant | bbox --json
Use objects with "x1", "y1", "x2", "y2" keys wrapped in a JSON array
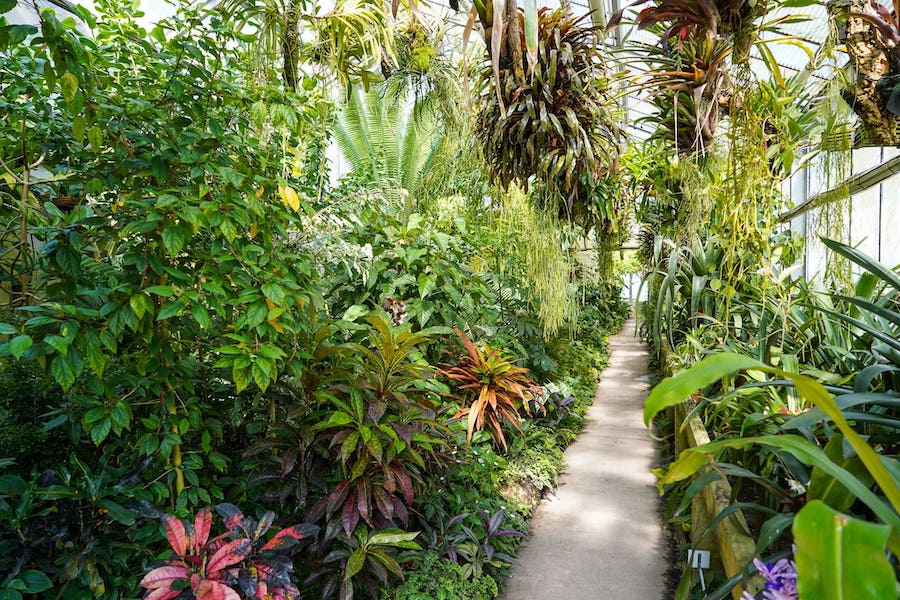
[{"x1": 140, "y1": 504, "x2": 317, "y2": 600}]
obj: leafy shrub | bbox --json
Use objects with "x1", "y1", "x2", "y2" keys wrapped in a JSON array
[
  {"x1": 445, "y1": 509, "x2": 525, "y2": 580},
  {"x1": 503, "y1": 428, "x2": 565, "y2": 493},
  {"x1": 0, "y1": 361, "x2": 69, "y2": 473},
  {"x1": 140, "y1": 504, "x2": 317, "y2": 600},
  {"x1": 386, "y1": 554, "x2": 498, "y2": 600},
  {"x1": 441, "y1": 329, "x2": 539, "y2": 452}
]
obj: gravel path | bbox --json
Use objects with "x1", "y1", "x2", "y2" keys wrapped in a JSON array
[{"x1": 500, "y1": 318, "x2": 667, "y2": 599}]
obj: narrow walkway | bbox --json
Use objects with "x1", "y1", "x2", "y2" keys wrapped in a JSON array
[{"x1": 501, "y1": 318, "x2": 666, "y2": 599}]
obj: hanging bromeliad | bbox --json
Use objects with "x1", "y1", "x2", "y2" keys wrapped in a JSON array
[
  {"x1": 609, "y1": 0, "x2": 778, "y2": 155},
  {"x1": 471, "y1": 4, "x2": 624, "y2": 228}
]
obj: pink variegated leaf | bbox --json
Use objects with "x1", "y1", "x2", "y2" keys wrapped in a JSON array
[
  {"x1": 206, "y1": 538, "x2": 251, "y2": 573},
  {"x1": 260, "y1": 523, "x2": 319, "y2": 551},
  {"x1": 144, "y1": 587, "x2": 183, "y2": 600},
  {"x1": 192, "y1": 507, "x2": 213, "y2": 553},
  {"x1": 193, "y1": 578, "x2": 241, "y2": 600},
  {"x1": 139, "y1": 565, "x2": 190, "y2": 589},
  {"x1": 161, "y1": 515, "x2": 188, "y2": 557}
]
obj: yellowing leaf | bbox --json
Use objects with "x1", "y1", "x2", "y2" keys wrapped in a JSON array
[
  {"x1": 249, "y1": 222, "x2": 258, "y2": 239},
  {"x1": 278, "y1": 184, "x2": 300, "y2": 211}
]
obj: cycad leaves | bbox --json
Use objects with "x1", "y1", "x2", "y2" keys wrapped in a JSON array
[{"x1": 334, "y1": 86, "x2": 441, "y2": 196}]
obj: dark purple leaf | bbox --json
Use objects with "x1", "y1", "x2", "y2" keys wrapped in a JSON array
[
  {"x1": 487, "y1": 510, "x2": 503, "y2": 535},
  {"x1": 496, "y1": 529, "x2": 527, "y2": 538},
  {"x1": 447, "y1": 513, "x2": 469, "y2": 528},
  {"x1": 255, "y1": 557, "x2": 293, "y2": 586},
  {"x1": 236, "y1": 569, "x2": 257, "y2": 598},
  {"x1": 326, "y1": 481, "x2": 352, "y2": 517},
  {"x1": 342, "y1": 493, "x2": 360, "y2": 535},
  {"x1": 392, "y1": 498, "x2": 408, "y2": 525}
]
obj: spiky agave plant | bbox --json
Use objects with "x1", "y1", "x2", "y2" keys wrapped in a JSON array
[{"x1": 477, "y1": 7, "x2": 623, "y2": 226}]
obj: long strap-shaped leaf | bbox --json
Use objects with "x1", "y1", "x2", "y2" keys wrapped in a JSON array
[
  {"x1": 822, "y1": 236, "x2": 900, "y2": 291},
  {"x1": 462, "y1": 5, "x2": 478, "y2": 113},
  {"x1": 644, "y1": 353, "x2": 900, "y2": 519},
  {"x1": 491, "y1": 0, "x2": 506, "y2": 118},
  {"x1": 657, "y1": 432, "x2": 900, "y2": 529},
  {"x1": 523, "y1": 0, "x2": 538, "y2": 74}
]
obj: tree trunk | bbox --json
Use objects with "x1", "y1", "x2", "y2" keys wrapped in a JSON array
[
  {"x1": 504, "y1": 0, "x2": 525, "y2": 84},
  {"x1": 282, "y1": 0, "x2": 301, "y2": 91},
  {"x1": 845, "y1": 0, "x2": 900, "y2": 145}
]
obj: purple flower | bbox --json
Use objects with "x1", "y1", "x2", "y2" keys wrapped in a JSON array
[{"x1": 743, "y1": 552, "x2": 798, "y2": 600}]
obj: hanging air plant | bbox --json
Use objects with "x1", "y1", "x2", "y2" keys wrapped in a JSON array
[{"x1": 477, "y1": 7, "x2": 623, "y2": 225}]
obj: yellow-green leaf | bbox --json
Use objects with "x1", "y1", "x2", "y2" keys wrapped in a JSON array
[{"x1": 60, "y1": 72, "x2": 78, "y2": 104}]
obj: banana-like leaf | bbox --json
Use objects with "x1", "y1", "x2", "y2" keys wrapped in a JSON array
[{"x1": 794, "y1": 500, "x2": 895, "y2": 600}]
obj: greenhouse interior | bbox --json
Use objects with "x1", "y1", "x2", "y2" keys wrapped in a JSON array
[{"x1": 1, "y1": 0, "x2": 899, "y2": 597}]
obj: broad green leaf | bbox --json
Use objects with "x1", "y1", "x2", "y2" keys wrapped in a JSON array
[
  {"x1": 72, "y1": 116, "x2": 85, "y2": 143},
  {"x1": 192, "y1": 303, "x2": 210, "y2": 329},
  {"x1": 246, "y1": 300, "x2": 268, "y2": 328},
  {"x1": 0, "y1": 0, "x2": 17, "y2": 13},
  {"x1": 794, "y1": 500, "x2": 894, "y2": 600},
  {"x1": 50, "y1": 354, "x2": 77, "y2": 391},
  {"x1": 144, "y1": 285, "x2": 174, "y2": 297},
  {"x1": 44, "y1": 335, "x2": 69, "y2": 355},
  {"x1": 17, "y1": 571, "x2": 52, "y2": 594},
  {"x1": 9, "y1": 335, "x2": 32, "y2": 358},
  {"x1": 60, "y1": 72, "x2": 78, "y2": 103},
  {"x1": 345, "y1": 547, "x2": 366, "y2": 578},
  {"x1": 90, "y1": 417, "x2": 111, "y2": 445},
  {"x1": 261, "y1": 283, "x2": 286, "y2": 304},
  {"x1": 643, "y1": 353, "x2": 761, "y2": 425},
  {"x1": 98, "y1": 499, "x2": 135, "y2": 525},
  {"x1": 252, "y1": 361, "x2": 272, "y2": 391},
  {"x1": 809, "y1": 434, "x2": 874, "y2": 512},
  {"x1": 368, "y1": 530, "x2": 420, "y2": 547},
  {"x1": 233, "y1": 365, "x2": 251, "y2": 392},
  {"x1": 0, "y1": 323, "x2": 15, "y2": 335},
  {"x1": 161, "y1": 225, "x2": 188, "y2": 256},
  {"x1": 342, "y1": 305, "x2": 368, "y2": 322},
  {"x1": 83, "y1": 407, "x2": 107, "y2": 424},
  {"x1": 87, "y1": 126, "x2": 103, "y2": 152},
  {"x1": 157, "y1": 301, "x2": 185, "y2": 320},
  {"x1": 129, "y1": 294, "x2": 153, "y2": 320}
]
